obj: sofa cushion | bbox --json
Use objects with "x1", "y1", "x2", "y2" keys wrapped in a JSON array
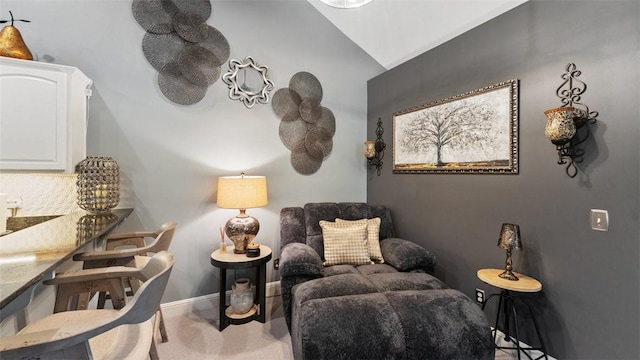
[
  {"x1": 366, "y1": 272, "x2": 448, "y2": 292},
  {"x1": 381, "y1": 237, "x2": 436, "y2": 272},
  {"x1": 292, "y1": 292, "x2": 406, "y2": 360},
  {"x1": 336, "y1": 217, "x2": 384, "y2": 264},
  {"x1": 292, "y1": 274, "x2": 380, "y2": 305},
  {"x1": 385, "y1": 289, "x2": 494, "y2": 360},
  {"x1": 320, "y1": 220, "x2": 372, "y2": 266},
  {"x1": 355, "y1": 264, "x2": 398, "y2": 276},
  {"x1": 304, "y1": 203, "x2": 341, "y2": 237},
  {"x1": 323, "y1": 264, "x2": 360, "y2": 277}
]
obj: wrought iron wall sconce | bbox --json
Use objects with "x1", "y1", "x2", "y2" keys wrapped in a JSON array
[
  {"x1": 365, "y1": 118, "x2": 386, "y2": 176},
  {"x1": 544, "y1": 63, "x2": 598, "y2": 178}
]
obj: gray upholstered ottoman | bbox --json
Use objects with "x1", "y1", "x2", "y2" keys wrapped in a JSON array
[{"x1": 290, "y1": 270, "x2": 493, "y2": 360}]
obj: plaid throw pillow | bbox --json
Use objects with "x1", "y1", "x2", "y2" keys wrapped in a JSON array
[
  {"x1": 336, "y1": 218, "x2": 384, "y2": 264},
  {"x1": 320, "y1": 220, "x2": 372, "y2": 266}
]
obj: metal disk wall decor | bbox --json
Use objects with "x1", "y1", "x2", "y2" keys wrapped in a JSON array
[
  {"x1": 133, "y1": 0, "x2": 229, "y2": 105},
  {"x1": 272, "y1": 72, "x2": 335, "y2": 175}
]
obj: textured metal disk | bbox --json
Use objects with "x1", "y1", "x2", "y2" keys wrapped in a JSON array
[
  {"x1": 282, "y1": 111, "x2": 302, "y2": 122},
  {"x1": 158, "y1": 62, "x2": 208, "y2": 105},
  {"x1": 198, "y1": 26, "x2": 230, "y2": 67},
  {"x1": 317, "y1": 107, "x2": 336, "y2": 136},
  {"x1": 173, "y1": 12, "x2": 208, "y2": 43},
  {"x1": 142, "y1": 32, "x2": 185, "y2": 72},
  {"x1": 178, "y1": 46, "x2": 220, "y2": 86},
  {"x1": 299, "y1": 98, "x2": 322, "y2": 124},
  {"x1": 172, "y1": 0, "x2": 212, "y2": 20},
  {"x1": 132, "y1": 0, "x2": 176, "y2": 34},
  {"x1": 279, "y1": 118, "x2": 308, "y2": 151},
  {"x1": 305, "y1": 126, "x2": 333, "y2": 159},
  {"x1": 272, "y1": 88, "x2": 302, "y2": 119},
  {"x1": 291, "y1": 141, "x2": 322, "y2": 175},
  {"x1": 289, "y1": 72, "x2": 323, "y2": 103}
]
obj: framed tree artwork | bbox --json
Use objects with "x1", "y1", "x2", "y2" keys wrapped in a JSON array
[{"x1": 392, "y1": 79, "x2": 519, "y2": 174}]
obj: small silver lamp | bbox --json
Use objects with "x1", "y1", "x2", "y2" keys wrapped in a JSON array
[{"x1": 497, "y1": 223, "x2": 522, "y2": 281}]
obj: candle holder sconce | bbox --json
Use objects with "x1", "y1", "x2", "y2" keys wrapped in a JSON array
[
  {"x1": 365, "y1": 118, "x2": 386, "y2": 176},
  {"x1": 544, "y1": 63, "x2": 598, "y2": 178}
]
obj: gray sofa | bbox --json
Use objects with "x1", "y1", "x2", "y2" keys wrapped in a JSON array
[{"x1": 280, "y1": 202, "x2": 493, "y2": 360}]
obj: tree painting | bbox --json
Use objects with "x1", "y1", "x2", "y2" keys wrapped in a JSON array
[{"x1": 393, "y1": 81, "x2": 518, "y2": 174}]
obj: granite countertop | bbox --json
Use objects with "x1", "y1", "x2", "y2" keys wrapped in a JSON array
[{"x1": 0, "y1": 208, "x2": 133, "y2": 309}]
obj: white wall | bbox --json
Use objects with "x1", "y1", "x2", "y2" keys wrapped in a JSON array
[{"x1": 1, "y1": 0, "x2": 384, "y2": 302}]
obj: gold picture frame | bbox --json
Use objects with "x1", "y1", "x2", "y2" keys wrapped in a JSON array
[{"x1": 393, "y1": 79, "x2": 519, "y2": 174}]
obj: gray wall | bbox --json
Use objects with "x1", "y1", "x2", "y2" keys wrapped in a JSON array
[
  {"x1": 2, "y1": 0, "x2": 384, "y2": 302},
  {"x1": 367, "y1": 1, "x2": 639, "y2": 359}
]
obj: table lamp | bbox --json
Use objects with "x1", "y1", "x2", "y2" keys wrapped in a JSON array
[
  {"x1": 497, "y1": 223, "x2": 522, "y2": 281},
  {"x1": 217, "y1": 173, "x2": 268, "y2": 254}
]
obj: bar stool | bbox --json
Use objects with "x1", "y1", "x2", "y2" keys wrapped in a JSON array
[
  {"x1": 47, "y1": 221, "x2": 177, "y2": 360},
  {"x1": 2, "y1": 252, "x2": 175, "y2": 360}
]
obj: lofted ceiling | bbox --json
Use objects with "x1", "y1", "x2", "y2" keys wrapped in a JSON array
[{"x1": 307, "y1": 0, "x2": 528, "y2": 70}]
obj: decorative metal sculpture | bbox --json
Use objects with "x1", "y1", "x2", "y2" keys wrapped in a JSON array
[
  {"x1": 272, "y1": 72, "x2": 335, "y2": 175},
  {"x1": 544, "y1": 63, "x2": 598, "y2": 178},
  {"x1": 133, "y1": 0, "x2": 230, "y2": 105},
  {"x1": 222, "y1": 56, "x2": 274, "y2": 108},
  {"x1": 366, "y1": 118, "x2": 385, "y2": 176}
]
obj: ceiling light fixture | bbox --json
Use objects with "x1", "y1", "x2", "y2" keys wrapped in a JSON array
[{"x1": 318, "y1": 0, "x2": 374, "y2": 9}]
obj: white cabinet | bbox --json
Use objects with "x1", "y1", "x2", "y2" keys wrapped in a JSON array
[{"x1": 0, "y1": 57, "x2": 92, "y2": 172}]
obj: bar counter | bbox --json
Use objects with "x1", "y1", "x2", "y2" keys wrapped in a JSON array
[{"x1": 0, "y1": 208, "x2": 132, "y2": 310}]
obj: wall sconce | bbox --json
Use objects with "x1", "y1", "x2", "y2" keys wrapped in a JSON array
[
  {"x1": 544, "y1": 63, "x2": 598, "y2": 178},
  {"x1": 365, "y1": 118, "x2": 386, "y2": 176}
]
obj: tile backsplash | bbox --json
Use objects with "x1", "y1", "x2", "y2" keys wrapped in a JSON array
[{"x1": 0, "y1": 173, "x2": 80, "y2": 217}]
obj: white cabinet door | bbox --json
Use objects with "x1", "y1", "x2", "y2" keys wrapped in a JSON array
[{"x1": 0, "y1": 58, "x2": 92, "y2": 172}]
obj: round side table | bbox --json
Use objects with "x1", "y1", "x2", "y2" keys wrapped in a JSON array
[
  {"x1": 211, "y1": 245, "x2": 272, "y2": 331},
  {"x1": 477, "y1": 268, "x2": 547, "y2": 360}
]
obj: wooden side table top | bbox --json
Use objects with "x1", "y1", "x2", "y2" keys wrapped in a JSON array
[
  {"x1": 477, "y1": 268, "x2": 542, "y2": 293},
  {"x1": 211, "y1": 245, "x2": 272, "y2": 269}
]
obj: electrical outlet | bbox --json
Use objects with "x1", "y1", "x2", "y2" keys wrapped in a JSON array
[
  {"x1": 274, "y1": 258, "x2": 280, "y2": 269},
  {"x1": 475, "y1": 288, "x2": 485, "y2": 305}
]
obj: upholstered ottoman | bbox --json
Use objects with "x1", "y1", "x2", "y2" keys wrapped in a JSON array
[{"x1": 290, "y1": 271, "x2": 494, "y2": 360}]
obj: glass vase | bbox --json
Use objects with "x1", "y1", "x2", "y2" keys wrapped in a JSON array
[{"x1": 230, "y1": 278, "x2": 253, "y2": 314}]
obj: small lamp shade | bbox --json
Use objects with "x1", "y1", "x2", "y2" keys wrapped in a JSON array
[
  {"x1": 217, "y1": 175, "x2": 268, "y2": 209},
  {"x1": 497, "y1": 223, "x2": 522, "y2": 251},
  {"x1": 497, "y1": 223, "x2": 522, "y2": 281}
]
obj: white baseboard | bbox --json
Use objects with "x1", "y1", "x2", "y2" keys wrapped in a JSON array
[
  {"x1": 493, "y1": 328, "x2": 555, "y2": 360},
  {"x1": 160, "y1": 281, "x2": 281, "y2": 319}
]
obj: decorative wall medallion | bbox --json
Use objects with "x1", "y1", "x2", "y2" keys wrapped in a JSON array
[
  {"x1": 222, "y1": 56, "x2": 275, "y2": 108},
  {"x1": 272, "y1": 72, "x2": 335, "y2": 175},
  {"x1": 132, "y1": 0, "x2": 229, "y2": 105}
]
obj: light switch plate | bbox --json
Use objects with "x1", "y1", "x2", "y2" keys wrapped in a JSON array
[{"x1": 590, "y1": 209, "x2": 609, "y2": 231}]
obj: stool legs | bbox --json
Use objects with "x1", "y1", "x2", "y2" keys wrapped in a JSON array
[{"x1": 483, "y1": 290, "x2": 548, "y2": 360}]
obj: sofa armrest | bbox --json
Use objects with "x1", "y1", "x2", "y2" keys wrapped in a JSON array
[
  {"x1": 280, "y1": 243, "x2": 324, "y2": 278},
  {"x1": 380, "y1": 238, "x2": 436, "y2": 274}
]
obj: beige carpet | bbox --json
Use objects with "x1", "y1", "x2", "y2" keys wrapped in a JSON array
[
  {"x1": 157, "y1": 295, "x2": 519, "y2": 360},
  {"x1": 157, "y1": 295, "x2": 293, "y2": 360}
]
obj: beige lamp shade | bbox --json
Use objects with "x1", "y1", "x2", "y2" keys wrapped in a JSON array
[{"x1": 217, "y1": 175, "x2": 268, "y2": 209}]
